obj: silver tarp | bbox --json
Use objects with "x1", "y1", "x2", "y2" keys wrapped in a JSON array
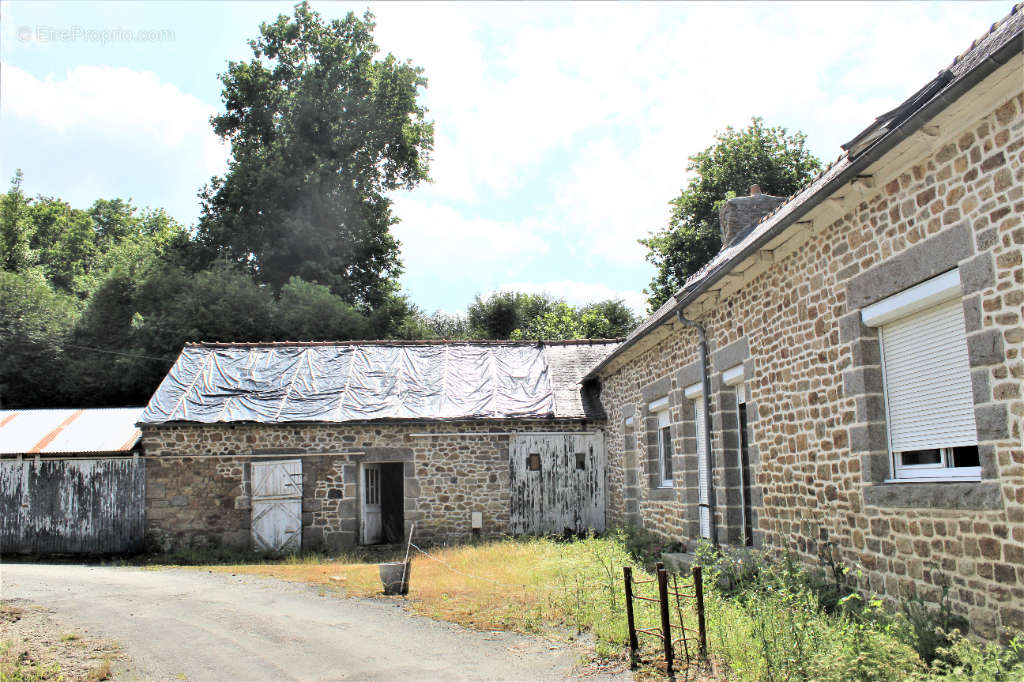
[{"x1": 139, "y1": 344, "x2": 558, "y2": 424}]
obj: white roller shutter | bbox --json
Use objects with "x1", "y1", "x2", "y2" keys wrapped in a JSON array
[
  {"x1": 880, "y1": 298, "x2": 977, "y2": 452},
  {"x1": 695, "y1": 399, "x2": 711, "y2": 539}
]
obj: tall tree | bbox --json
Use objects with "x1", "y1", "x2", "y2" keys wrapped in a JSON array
[
  {"x1": 196, "y1": 1, "x2": 434, "y2": 309},
  {"x1": 640, "y1": 118, "x2": 822, "y2": 310},
  {"x1": 0, "y1": 270, "x2": 79, "y2": 407},
  {"x1": 0, "y1": 170, "x2": 33, "y2": 273}
]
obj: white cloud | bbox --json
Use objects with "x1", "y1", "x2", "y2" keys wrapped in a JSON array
[
  {"x1": 489, "y1": 280, "x2": 647, "y2": 315},
  {"x1": 2, "y1": 63, "x2": 224, "y2": 159},
  {"x1": 390, "y1": 194, "x2": 551, "y2": 277},
  {"x1": 0, "y1": 62, "x2": 227, "y2": 222}
]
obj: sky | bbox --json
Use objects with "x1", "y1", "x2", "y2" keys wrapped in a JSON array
[{"x1": 0, "y1": 1, "x2": 1010, "y2": 316}]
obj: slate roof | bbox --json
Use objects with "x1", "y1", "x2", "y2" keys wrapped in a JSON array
[
  {"x1": 0, "y1": 408, "x2": 144, "y2": 455},
  {"x1": 140, "y1": 340, "x2": 620, "y2": 425},
  {"x1": 585, "y1": 3, "x2": 1024, "y2": 380}
]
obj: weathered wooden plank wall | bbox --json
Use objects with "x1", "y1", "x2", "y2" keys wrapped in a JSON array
[
  {"x1": 509, "y1": 433, "x2": 606, "y2": 535},
  {"x1": 0, "y1": 457, "x2": 145, "y2": 555}
]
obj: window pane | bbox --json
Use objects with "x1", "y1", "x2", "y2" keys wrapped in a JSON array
[
  {"x1": 660, "y1": 425, "x2": 674, "y2": 481},
  {"x1": 951, "y1": 445, "x2": 980, "y2": 468},
  {"x1": 899, "y1": 449, "x2": 941, "y2": 466},
  {"x1": 575, "y1": 452, "x2": 586, "y2": 470},
  {"x1": 527, "y1": 453, "x2": 541, "y2": 471}
]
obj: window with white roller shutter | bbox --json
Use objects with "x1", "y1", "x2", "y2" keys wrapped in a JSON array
[
  {"x1": 863, "y1": 269, "x2": 980, "y2": 481},
  {"x1": 685, "y1": 381, "x2": 712, "y2": 538}
]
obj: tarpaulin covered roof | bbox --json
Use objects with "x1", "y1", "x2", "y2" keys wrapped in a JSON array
[
  {"x1": 0, "y1": 408, "x2": 144, "y2": 455},
  {"x1": 140, "y1": 341, "x2": 619, "y2": 425}
]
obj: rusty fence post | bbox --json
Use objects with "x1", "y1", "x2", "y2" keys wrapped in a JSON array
[
  {"x1": 657, "y1": 566, "x2": 674, "y2": 677},
  {"x1": 623, "y1": 566, "x2": 638, "y2": 667},
  {"x1": 693, "y1": 564, "x2": 707, "y2": 660}
]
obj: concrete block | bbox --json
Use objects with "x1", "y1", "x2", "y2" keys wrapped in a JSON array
[
  {"x1": 959, "y1": 253, "x2": 995, "y2": 294},
  {"x1": 863, "y1": 482, "x2": 1002, "y2": 510},
  {"x1": 974, "y1": 403, "x2": 1009, "y2": 440},
  {"x1": 855, "y1": 394, "x2": 887, "y2": 423},
  {"x1": 967, "y1": 329, "x2": 1004, "y2": 367},
  {"x1": 839, "y1": 311, "x2": 877, "y2": 344},
  {"x1": 846, "y1": 223, "x2": 972, "y2": 310},
  {"x1": 711, "y1": 336, "x2": 749, "y2": 371},
  {"x1": 641, "y1": 376, "x2": 671, "y2": 403},
  {"x1": 962, "y1": 295, "x2": 982, "y2": 332},
  {"x1": 843, "y1": 367, "x2": 884, "y2": 397},
  {"x1": 675, "y1": 361, "x2": 704, "y2": 391}
]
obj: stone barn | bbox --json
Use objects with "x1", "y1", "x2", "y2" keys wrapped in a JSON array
[{"x1": 138, "y1": 340, "x2": 618, "y2": 553}]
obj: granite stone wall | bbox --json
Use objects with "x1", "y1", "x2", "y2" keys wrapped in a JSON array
[
  {"x1": 600, "y1": 92, "x2": 1023, "y2": 637},
  {"x1": 141, "y1": 420, "x2": 591, "y2": 553}
]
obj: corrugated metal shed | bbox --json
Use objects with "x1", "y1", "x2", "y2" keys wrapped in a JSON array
[{"x1": 0, "y1": 408, "x2": 144, "y2": 455}]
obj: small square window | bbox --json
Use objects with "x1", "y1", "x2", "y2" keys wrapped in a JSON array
[
  {"x1": 527, "y1": 453, "x2": 541, "y2": 471},
  {"x1": 893, "y1": 446, "x2": 980, "y2": 480},
  {"x1": 575, "y1": 453, "x2": 586, "y2": 470}
]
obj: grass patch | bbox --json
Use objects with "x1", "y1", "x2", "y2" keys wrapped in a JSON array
[
  {"x1": 85, "y1": 656, "x2": 113, "y2": 682},
  {"x1": 204, "y1": 534, "x2": 667, "y2": 656},
  {"x1": 58, "y1": 633, "x2": 79, "y2": 642},
  {"x1": 179, "y1": 533, "x2": 1024, "y2": 679},
  {"x1": 0, "y1": 641, "x2": 61, "y2": 682}
]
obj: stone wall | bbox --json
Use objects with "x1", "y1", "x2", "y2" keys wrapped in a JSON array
[
  {"x1": 142, "y1": 419, "x2": 591, "y2": 553},
  {"x1": 600, "y1": 92, "x2": 1023, "y2": 637}
]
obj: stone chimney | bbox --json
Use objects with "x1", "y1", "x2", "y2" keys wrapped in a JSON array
[{"x1": 718, "y1": 185, "x2": 787, "y2": 246}]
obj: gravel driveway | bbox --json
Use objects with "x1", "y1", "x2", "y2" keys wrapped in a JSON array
[{"x1": 1, "y1": 563, "x2": 608, "y2": 681}]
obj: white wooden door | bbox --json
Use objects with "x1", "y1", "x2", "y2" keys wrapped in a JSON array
[
  {"x1": 251, "y1": 459, "x2": 302, "y2": 553},
  {"x1": 361, "y1": 463, "x2": 383, "y2": 544},
  {"x1": 509, "y1": 433, "x2": 606, "y2": 535}
]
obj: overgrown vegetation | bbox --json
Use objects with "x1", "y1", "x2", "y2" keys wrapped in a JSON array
[
  {"x1": 690, "y1": 539, "x2": 1024, "y2": 681},
  {"x1": 182, "y1": 534, "x2": 1024, "y2": 680}
]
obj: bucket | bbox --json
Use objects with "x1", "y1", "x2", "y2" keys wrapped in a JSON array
[{"x1": 379, "y1": 561, "x2": 411, "y2": 595}]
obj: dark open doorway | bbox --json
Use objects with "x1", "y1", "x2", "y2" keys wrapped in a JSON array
[
  {"x1": 380, "y1": 463, "x2": 404, "y2": 544},
  {"x1": 360, "y1": 462, "x2": 405, "y2": 545}
]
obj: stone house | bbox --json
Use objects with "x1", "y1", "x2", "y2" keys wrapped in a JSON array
[
  {"x1": 586, "y1": 7, "x2": 1023, "y2": 637},
  {"x1": 138, "y1": 340, "x2": 617, "y2": 553}
]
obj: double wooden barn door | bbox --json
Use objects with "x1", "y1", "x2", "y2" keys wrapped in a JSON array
[
  {"x1": 509, "y1": 433, "x2": 606, "y2": 536},
  {"x1": 250, "y1": 459, "x2": 302, "y2": 553}
]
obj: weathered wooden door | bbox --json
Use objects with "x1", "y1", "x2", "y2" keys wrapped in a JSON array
[
  {"x1": 509, "y1": 433, "x2": 606, "y2": 535},
  {"x1": 361, "y1": 463, "x2": 383, "y2": 544},
  {"x1": 250, "y1": 459, "x2": 302, "y2": 553},
  {"x1": 0, "y1": 457, "x2": 144, "y2": 555}
]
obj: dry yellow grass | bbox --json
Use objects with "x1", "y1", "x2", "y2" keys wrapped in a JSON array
[{"x1": 204, "y1": 536, "x2": 653, "y2": 646}]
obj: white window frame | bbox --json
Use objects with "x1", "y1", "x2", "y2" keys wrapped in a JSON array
[
  {"x1": 862, "y1": 270, "x2": 980, "y2": 483},
  {"x1": 649, "y1": 397, "x2": 673, "y2": 488},
  {"x1": 891, "y1": 447, "x2": 980, "y2": 481}
]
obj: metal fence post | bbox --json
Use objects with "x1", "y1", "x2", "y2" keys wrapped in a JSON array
[
  {"x1": 623, "y1": 566, "x2": 638, "y2": 666},
  {"x1": 657, "y1": 566, "x2": 674, "y2": 677},
  {"x1": 693, "y1": 564, "x2": 707, "y2": 660}
]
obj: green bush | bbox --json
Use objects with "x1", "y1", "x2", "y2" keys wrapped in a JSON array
[
  {"x1": 615, "y1": 525, "x2": 685, "y2": 566},
  {"x1": 931, "y1": 631, "x2": 1024, "y2": 680}
]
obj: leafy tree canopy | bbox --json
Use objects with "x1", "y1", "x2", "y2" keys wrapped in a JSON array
[
  {"x1": 640, "y1": 117, "x2": 822, "y2": 311},
  {"x1": 196, "y1": 1, "x2": 434, "y2": 308},
  {"x1": 462, "y1": 291, "x2": 638, "y2": 341}
]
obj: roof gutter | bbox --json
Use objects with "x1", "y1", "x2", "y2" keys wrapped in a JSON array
[{"x1": 584, "y1": 32, "x2": 1021, "y2": 381}]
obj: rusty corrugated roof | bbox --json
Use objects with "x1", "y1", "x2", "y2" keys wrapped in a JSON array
[{"x1": 0, "y1": 408, "x2": 144, "y2": 455}]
